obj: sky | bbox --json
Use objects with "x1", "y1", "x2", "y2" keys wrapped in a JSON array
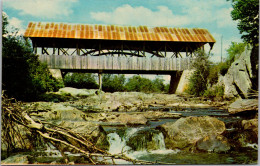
[{"x1": 1, "y1": 0, "x2": 243, "y2": 82}]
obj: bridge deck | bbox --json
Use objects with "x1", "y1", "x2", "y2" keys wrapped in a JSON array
[{"x1": 39, "y1": 55, "x2": 191, "y2": 74}]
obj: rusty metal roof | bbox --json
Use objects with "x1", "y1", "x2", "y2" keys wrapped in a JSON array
[{"x1": 24, "y1": 22, "x2": 216, "y2": 43}]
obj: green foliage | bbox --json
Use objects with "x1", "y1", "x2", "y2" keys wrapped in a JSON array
[
  {"x1": 64, "y1": 73, "x2": 99, "y2": 89},
  {"x1": 219, "y1": 62, "x2": 230, "y2": 76},
  {"x1": 125, "y1": 75, "x2": 152, "y2": 92},
  {"x1": 226, "y1": 42, "x2": 247, "y2": 65},
  {"x1": 102, "y1": 74, "x2": 126, "y2": 92},
  {"x1": 186, "y1": 50, "x2": 211, "y2": 96},
  {"x1": 229, "y1": 0, "x2": 259, "y2": 45},
  {"x1": 203, "y1": 85, "x2": 225, "y2": 99},
  {"x1": 125, "y1": 75, "x2": 167, "y2": 93},
  {"x1": 2, "y1": 13, "x2": 63, "y2": 101}
]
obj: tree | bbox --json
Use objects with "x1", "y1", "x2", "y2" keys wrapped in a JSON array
[
  {"x1": 229, "y1": 0, "x2": 259, "y2": 45},
  {"x1": 186, "y1": 50, "x2": 211, "y2": 96},
  {"x1": 102, "y1": 74, "x2": 126, "y2": 92},
  {"x1": 2, "y1": 13, "x2": 63, "y2": 101},
  {"x1": 226, "y1": 42, "x2": 247, "y2": 64},
  {"x1": 64, "y1": 73, "x2": 99, "y2": 89}
]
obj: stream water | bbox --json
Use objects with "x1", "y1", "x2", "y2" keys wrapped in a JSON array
[
  {"x1": 2, "y1": 107, "x2": 258, "y2": 164},
  {"x1": 102, "y1": 107, "x2": 258, "y2": 164}
]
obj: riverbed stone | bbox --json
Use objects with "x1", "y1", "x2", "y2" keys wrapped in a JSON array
[
  {"x1": 57, "y1": 87, "x2": 100, "y2": 98},
  {"x1": 107, "y1": 113, "x2": 148, "y2": 125},
  {"x1": 157, "y1": 116, "x2": 226, "y2": 151},
  {"x1": 196, "y1": 135, "x2": 230, "y2": 152},
  {"x1": 57, "y1": 121, "x2": 109, "y2": 150},
  {"x1": 242, "y1": 119, "x2": 258, "y2": 136},
  {"x1": 43, "y1": 103, "x2": 85, "y2": 121},
  {"x1": 1, "y1": 154, "x2": 31, "y2": 164},
  {"x1": 228, "y1": 99, "x2": 258, "y2": 114}
]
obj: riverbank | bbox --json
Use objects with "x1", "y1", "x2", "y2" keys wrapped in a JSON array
[{"x1": 1, "y1": 87, "x2": 258, "y2": 164}]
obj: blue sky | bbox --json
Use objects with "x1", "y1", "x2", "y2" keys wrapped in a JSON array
[{"x1": 2, "y1": 0, "x2": 242, "y2": 62}]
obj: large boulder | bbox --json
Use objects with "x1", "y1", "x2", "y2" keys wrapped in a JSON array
[
  {"x1": 242, "y1": 119, "x2": 258, "y2": 136},
  {"x1": 57, "y1": 121, "x2": 109, "y2": 150},
  {"x1": 219, "y1": 46, "x2": 257, "y2": 98},
  {"x1": 228, "y1": 99, "x2": 258, "y2": 114},
  {"x1": 37, "y1": 103, "x2": 85, "y2": 121},
  {"x1": 157, "y1": 116, "x2": 226, "y2": 151},
  {"x1": 57, "y1": 87, "x2": 100, "y2": 98},
  {"x1": 106, "y1": 113, "x2": 148, "y2": 125}
]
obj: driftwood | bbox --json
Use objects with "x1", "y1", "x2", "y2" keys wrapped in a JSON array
[{"x1": 2, "y1": 92, "x2": 160, "y2": 165}]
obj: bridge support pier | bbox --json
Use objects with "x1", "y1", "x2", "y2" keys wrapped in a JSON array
[
  {"x1": 169, "y1": 71, "x2": 183, "y2": 94},
  {"x1": 98, "y1": 73, "x2": 102, "y2": 90}
]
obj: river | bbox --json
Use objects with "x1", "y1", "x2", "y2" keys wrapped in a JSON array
[{"x1": 1, "y1": 107, "x2": 258, "y2": 164}]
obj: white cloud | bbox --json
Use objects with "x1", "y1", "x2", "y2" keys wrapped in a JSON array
[
  {"x1": 8, "y1": 17, "x2": 25, "y2": 35},
  {"x1": 3, "y1": 0, "x2": 78, "y2": 19},
  {"x1": 90, "y1": 1, "x2": 236, "y2": 29},
  {"x1": 91, "y1": 4, "x2": 189, "y2": 27}
]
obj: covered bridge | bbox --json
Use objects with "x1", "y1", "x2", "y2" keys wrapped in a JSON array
[{"x1": 24, "y1": 22, "x2": 215, "y2": 93}]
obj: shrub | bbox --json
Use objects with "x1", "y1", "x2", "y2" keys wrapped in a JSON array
[
  {"x1": 102, "y1": 74, "x2": 126, "y2": 92},
  {"x1": 186, "y1": 50, "x2": 211, "y2": 96},
  {"x1": 64, "y1": 73, "x2": 99, "y2": 89},
  {"x1": 203, "y1": 85, "x2": 224, "y2": 99},
  {"x1": 2, "y1": 31, "x2": 63, "y2": 100}
]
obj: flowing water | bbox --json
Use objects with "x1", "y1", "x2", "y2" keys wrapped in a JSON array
[{"x1": 103, "y1": 107, "x2": 258, "y2": 164}]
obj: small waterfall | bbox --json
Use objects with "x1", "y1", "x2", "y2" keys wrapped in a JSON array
[
  {"x1": 107, "y1": 132, "x2": 130, "y2": 154},
  {"x1": 152, "y1": 132, "x2": 166, "y2": 150},
  {"x1": 107, "y1": 127, "x2": 171, "y2": 155}
]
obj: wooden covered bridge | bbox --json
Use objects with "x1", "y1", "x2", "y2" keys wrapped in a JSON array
[{"x1": 24, "y1": 22, "x2": 215, "y2": 93}]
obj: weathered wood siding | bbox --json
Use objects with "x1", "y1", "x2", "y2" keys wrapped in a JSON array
[{"x1": 39, "y1": 55, "x2": 191, "y2": 71}]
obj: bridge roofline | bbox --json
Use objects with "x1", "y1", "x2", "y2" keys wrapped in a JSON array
[{"x1": 24, "y1": 22, "x2": 215, "y2": 54}]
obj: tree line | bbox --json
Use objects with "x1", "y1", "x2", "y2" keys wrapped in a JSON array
[{"x1": 64, "y1": 73, "x2": 169, "y2": 93}]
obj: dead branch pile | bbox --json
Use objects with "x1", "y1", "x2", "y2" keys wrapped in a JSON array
[{"x1": 1, "y1": 92, "x2": 158, "y2": 164}]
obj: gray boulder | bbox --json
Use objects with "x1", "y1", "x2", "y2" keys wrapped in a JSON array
[
  {"x1": 157, "y1": 116, "x2": 226, "y2": 151},
  {"x1": 57, "y1": 87, "x2": 100, "y2": 97},
  {"x1": 228, "y1": 99, "x2": 258, "y2": 114},
  {"x1": 219, "y1": 46, "x2": 256, "y2": 98}
]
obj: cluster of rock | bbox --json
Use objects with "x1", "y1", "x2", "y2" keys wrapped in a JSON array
[
  {"x1": 2, "y1": 86, "x2": 258, "y2": 164},
  {"x1": 218, "y1": 45, "x2": 258, "y2": 99}
]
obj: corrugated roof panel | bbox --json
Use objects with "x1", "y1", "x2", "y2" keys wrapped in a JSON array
[
  {"x1": 155, "y1": 34, "x2": 160, "y2": 41},
  {"x1": 116, "y1": 32, "x2": 121, "y2": 40},
  {"x1": 115, "y1": 26, "x2": 120, "y2": 32},
  {"x1": 125, "y1": 31, "x2": 130, "y2": 40},
  {"x1": 24, "y1": 22, "x2": 215, "y2": 43},
  {"x1": 111, "y1": 25, "x2": 115, "y2": 31},
  {"x1": 120, "y1": 32, "x2": 126, "y2": 40},
  {"x1": 107, "y1": 31, "x2": 111, "y2": 39},
  {"x1": 143, "y1": 26, "x2": 148, "y2": 33}
]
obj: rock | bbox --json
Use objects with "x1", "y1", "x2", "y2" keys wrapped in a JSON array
[
  {"x1": 196, "y1": 135, "x2": 230, "y2": 152},
  {"x1": 157, "y1": 116, "x2": 226, "y2": 151},
  {"x1": 126, "y1": 129, "x2": 165, "y2": 151},
  {"x1": 58, "y1": 87, "x2": 100, "y2": 98},
  {"x1": 43, "y1": 103, "x2": 85, "y2": 121},
  {"x1": 1, "y1": 154, "x2": 31, "y2": 164},
  {"x1": 57, "y1": 121, "x2": 109, "y2": 150},
  {"x1": 228, "y1": 99, "x2": 258, "y2": 114},
  {"x1": 219, "y1": 46, "x2": 255, "y2": 98},
  {"x1": 242, "y1": 119, "x2": 258, "y2": 136},
  {"x1": 143, "y1": 111, "x2": 181, "y2": 119},
  {"x1": 107, "y1": 113, "x2": 148, "y2": 125}
]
